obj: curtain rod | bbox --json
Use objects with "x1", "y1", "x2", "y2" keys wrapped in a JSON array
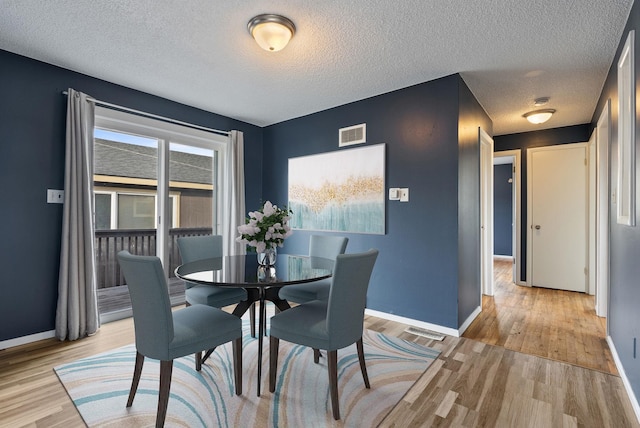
[{"x1": 62, "y1": 90, "x2": 230, "y2": 137}]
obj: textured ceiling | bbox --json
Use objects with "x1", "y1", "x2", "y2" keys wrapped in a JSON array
[{"x1": 0, "y1": 0, "x2": 633, "y2": 135}]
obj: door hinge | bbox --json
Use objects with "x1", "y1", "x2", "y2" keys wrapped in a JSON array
[
  {"x1": 584, "y1": 267, "x2": 588, "y2": 275},
  {"x1": 513, "y1": 166, "x2": 516, "y2": 173}
]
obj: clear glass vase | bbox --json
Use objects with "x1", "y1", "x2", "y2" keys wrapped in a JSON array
[{"x1": 257, "y1": 247, "x2": 277, "y2": 266}]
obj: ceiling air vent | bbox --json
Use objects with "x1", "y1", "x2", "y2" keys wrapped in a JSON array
[{"x1": 339, "y1": 123, "x2": 366, "y2": 147}]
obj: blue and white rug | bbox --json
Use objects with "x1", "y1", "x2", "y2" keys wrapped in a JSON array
[{"x1": 55, "y1": 324, "x2": 440, "y2": 427}]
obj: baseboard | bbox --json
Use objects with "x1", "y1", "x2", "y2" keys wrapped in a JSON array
[
  {"x1": 0, "y1": 329, "x2": 56, "y2": 350},
  {"x1": 458, "y1": 305, "x2": 482, "y2": 336},
  {"x1": 365, "y1": 308, "x2": 460, "y2": 337},
  {"x1": 100, "y1": 308, "x2": 133, "y2": 324},
  {"x1": 607, "y1": 336, "x2": 640, "y2": 423},
  {"x1": 493, "y1": 255, "x2": 513, "y2": 261}
]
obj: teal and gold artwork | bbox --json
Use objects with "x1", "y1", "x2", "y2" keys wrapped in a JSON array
[{"x1": 288, "y1": 144, "x2": 385, "y2": 234}]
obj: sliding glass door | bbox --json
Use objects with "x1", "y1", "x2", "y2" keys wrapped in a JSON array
[{"x1": 93, "y1": 107, "x2": 226, "y2": 321}]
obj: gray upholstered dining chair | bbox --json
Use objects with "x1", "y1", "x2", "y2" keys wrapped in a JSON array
[
  {"x1": 177, "y1": 235, "x2": 257, "y2": 336},
  {"x1": 177, "y1": 235, "x2": 247, "y2": 307},
  {"x1": 269, "y1": 249, "x2": 379, "y2": 420},
  {"x1": 278, "y1": 234, "x2": 348, "y2": 303},
  {"x1": 117, "y1": 250, "x2": 243, "y2": 428}
]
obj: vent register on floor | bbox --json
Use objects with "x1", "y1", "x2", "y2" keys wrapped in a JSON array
[{"x1": 404, "y1": 326, "x2": 445, "y2": 341}]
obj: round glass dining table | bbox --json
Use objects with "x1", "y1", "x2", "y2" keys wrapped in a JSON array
[{"x1": 175, "y1": 253, "x2": 333, "y2": 396}]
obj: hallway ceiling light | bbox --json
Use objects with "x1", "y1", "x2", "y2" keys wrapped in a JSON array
[
  {"x1": 248, "y1": 14, "x2": 296, "y2": 52},
  {"x1": 523, "y1": 109, "x2": 556, "y2": 124}
]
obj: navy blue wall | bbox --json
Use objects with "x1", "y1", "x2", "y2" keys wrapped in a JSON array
[
  {"x1": 591, "y1": 0, "x2": 640, "y2": 401},
  {"x1": 494, "y1": 164, "x2": 513, "y2": 256},
  {"x1": 1, "y1": 51, "x2": 491, "y2": 338},
  {"x1": 0, "y1": 49, "x2": 263, "y2": 341},
  {"x1": 457, "y1": 80, "x2": 492, "y2": 326},
  {"x1": 263, "y1": 74, "x2": 490, "y2": 329},
  {"x1": 493, "y1": 124, "x2": 590, "y2": 281}
]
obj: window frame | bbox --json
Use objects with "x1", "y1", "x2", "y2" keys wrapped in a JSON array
[{"x1": 94, "y1": 107, "x2": 228, "y2": 274}]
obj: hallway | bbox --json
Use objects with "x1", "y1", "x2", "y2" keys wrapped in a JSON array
[{"x1": 463, "y1": 259, "x2": 616, "y2": 374}]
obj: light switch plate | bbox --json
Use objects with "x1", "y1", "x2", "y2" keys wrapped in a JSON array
[
  {"x1": 47, "y1": 189, "x2": 64, "y2": 204},
  {"x1": 388, "y1": 188, "x2": 400, "y2": 200}
]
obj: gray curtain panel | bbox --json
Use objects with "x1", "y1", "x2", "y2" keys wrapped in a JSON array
[
  {"x1": 224, "y1": 130, "x2": 246, "y2": 256},
  {"x1": 55, "y1": 88, "x2": 100, "y2": 341}
]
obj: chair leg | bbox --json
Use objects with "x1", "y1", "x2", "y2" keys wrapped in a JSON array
[
  {"x1": 356, "y1": 338, "x2": 370, "y2": 388},
  {"x1": 313, "y1": 348, "x2": 321, "y2": 364},
  {"x1": 127, "y1": 351, "x2": 145, "y2": 407},
  {"x1": 195, "y1": 351, "x2": 202, "y2": 371},
  {"x1": 250, "y1": 303, "x2": 256, "y2": 338},
  {"x1": 269, "y1": 336, "x2": 279, "y2": 393},
  {"x1": 327, "y1": 350, "x2": 340, "y2": 420},
  {"x1": 157, "y1": 360, "x2": 173, "y2": 428},
  {"x1": 232, "y1": 337, "x2": 243, "y2": 395},
  {"x1": 201, "y1": 347, "x2": 216, "y2": 366}
]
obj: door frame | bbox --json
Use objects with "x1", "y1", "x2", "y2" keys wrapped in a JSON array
[
  {"x1": 595, "y1": 99, "x2": 611, "y2": 319},
  {"x1": 588, "y1": 130, "x2": 596, "y2": 296},
  {"x1": 526, "y1": 143, "x2": 589, "y2": 291},
  {"x1": 480, "y1": 128, "x2": 494, "y2": 296},
  {"x1": 494, "y1": 149, "x2": 523, "y2": 286}
]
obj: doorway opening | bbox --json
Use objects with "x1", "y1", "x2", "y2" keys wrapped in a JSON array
[{"x1": 493, "y1": 150, "x2": 522, "y2": 286}]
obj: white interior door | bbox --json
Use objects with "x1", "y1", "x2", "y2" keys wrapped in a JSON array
[
  {"x1": 527, "y1": 144, "x2": 588, "y2": 292},
  {"x1": 480, "y1": 129, "x2": 494, "y2": 296}
]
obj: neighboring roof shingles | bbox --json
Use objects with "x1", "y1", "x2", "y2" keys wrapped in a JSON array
[{"x1": 94, "y1": 139, "x2": 213, "y2": 185}]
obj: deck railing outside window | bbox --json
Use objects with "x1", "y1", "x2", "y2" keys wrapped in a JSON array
[{"x1": 95, "y1": 227, "x2": 212, "y2": 289}]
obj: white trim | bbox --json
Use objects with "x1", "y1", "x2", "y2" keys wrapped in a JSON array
[
  {"x1": 493, "y1": 255, "x2": 513, "y2": 261},
  {"x1": 607, "y1": 336, "x2": 640, "y2": 423},
  {"x1": 596, "y1": 100, "x2": 611, "y2": 319},
  {"x1": 459, "y1": 305, "x2": 482, "y2": 336},
  {"x1": 0, "y1": 330, "x2": 56, "y2": 350},
  {"x1": 617, "y1": 30, "x2": 636, "y2": 226},
  {"x1": 588, "y1": 130, "x2": 597, "y2": 296},
  {"x1": 94, "y1": 107, "x2": 229, "y2": 146},
  {"x1": 480, "y1": 128, "x2": 494, "y2": 297},
  {"x1": 365, "y1": 309, "x2": 461, "y2": 337}
]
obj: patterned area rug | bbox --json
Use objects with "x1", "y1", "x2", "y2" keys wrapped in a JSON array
[{"x1": 55, "y1": 325, "x2": 440, "y2": 427}]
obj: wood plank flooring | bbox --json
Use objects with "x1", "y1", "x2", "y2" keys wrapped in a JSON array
[
  {"x1": 463, "y1": 259, "x2": 616, "y2": 374},
  {"x1": 0, "y1": 260, "x2": 637, "y2": 427}
]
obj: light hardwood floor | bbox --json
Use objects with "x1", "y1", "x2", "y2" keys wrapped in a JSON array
[
  {"x1": 464, "y1": 259, "x2": 616, "y2": 375},
  {"x1": 0, "y1": 261, "x2": 637, "y2": 427},
  {"x1": 376, "y1": 259, "x2": 637, "y2": 427}
]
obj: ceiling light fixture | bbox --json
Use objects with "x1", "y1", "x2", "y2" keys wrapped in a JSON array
[
  {"x1": 248, "y1": 14, "x2": 295, "y2": 52},
  {"x1": 523, "y1": 109, "x2": 556, "y2": 124}
]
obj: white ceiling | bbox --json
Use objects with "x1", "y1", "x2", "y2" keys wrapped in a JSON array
[{"x1": 0, "y1": 0, "x2": 633, "y2": 135}]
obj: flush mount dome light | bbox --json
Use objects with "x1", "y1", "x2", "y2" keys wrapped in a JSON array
[
  {"x1": 248, "y1": 14, "x2": 296, "y2": 52},
  {"x1": 523, "y1": 109, "x2": 556, "y2": 124}
]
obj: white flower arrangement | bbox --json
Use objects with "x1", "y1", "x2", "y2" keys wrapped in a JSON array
[{"x1": 236, "y1": 201, "x2": 293, "y2": 253}]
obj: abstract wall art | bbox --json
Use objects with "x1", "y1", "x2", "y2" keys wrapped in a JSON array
[{"x1": 288, "y1": 144, "x2": 386, "y2": 234}]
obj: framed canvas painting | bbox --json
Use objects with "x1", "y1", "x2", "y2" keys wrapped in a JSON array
[{"x1": 288, "y1": 144, "x2": 385, "y2": 234}]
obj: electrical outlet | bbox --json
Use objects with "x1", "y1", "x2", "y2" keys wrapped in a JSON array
[
  {"x1": 399, "y1": 188, "x2": 409, "y2": 202},
  {"x1": 47, "y1": 189, "x2": 64, "y2": 204}
]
